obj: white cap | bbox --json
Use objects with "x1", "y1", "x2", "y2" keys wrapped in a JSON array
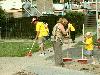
[{"x1": 32, "y1": 18, "x2": 37, "y2": 22}]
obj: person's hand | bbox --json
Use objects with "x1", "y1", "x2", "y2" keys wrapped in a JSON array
[
  {"x1": 34, "y1": 36, "x2": 38, "y2": 40},
  {"x1": 64, "y1": 35, "x2": 70, "y2": 38},
  {"x1": 34, "y1": 38, "x2": 37, "y2": 40}
]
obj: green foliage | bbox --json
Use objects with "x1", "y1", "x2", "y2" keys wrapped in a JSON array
[
  {"x1": 0, "y1": 8, "x2": 6, "y2": 26},
  {"x1": 1, "y1": 12, "x2": 84, "y2": 39},
  {"x1": 0, "y1": 8, "x2": 6, "y2": 20},
  {"x1": 64, "y1": 11, "x2": 84, "y2": 34}
]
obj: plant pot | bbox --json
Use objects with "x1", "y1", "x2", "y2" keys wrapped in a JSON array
[
  {"x1": 77, "y1": 59, "x2": 88, "y2": 64},
  {"x1": 63, "y1": 58, "x2": 73, "y2": 62}
]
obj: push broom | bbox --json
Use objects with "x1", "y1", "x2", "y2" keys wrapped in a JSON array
[
  {"x1": 77, "y1": 24, "x2": 88, "y2": 64},
  {"x1": 63, "y1": 33, "x2": 73, "y2": 62}
]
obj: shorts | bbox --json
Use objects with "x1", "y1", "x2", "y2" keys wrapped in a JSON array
[
  {"x1": 84, "y1": 50, "x2": 94, "y2": 56},
  {"x1": 38, "y1": 37, "x2": 46, "y2": 47}
]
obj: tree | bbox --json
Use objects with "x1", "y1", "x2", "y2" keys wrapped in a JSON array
[{"x1": 0, "y1": 8, "x2": 6, "y2": 27}]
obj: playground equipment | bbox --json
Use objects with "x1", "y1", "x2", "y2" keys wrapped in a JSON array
[{"x1": 77, "y1": 24, "x2": 88, "y2": 64}]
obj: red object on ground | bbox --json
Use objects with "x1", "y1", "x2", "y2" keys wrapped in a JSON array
[
  {"x1": 77, "y1": 59, "x2": 88, "y2": 64},
  {"x1": 27, "y1": 50, "x2": 32, "y2": 57},
  {"x1": 63, "y1": 58, "x2": 73, "y2": 62}
]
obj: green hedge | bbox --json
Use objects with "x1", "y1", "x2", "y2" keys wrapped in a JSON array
[
  {"x1": 0, "y1": 11, "x2": 84, "y2": 39},
  {"x1": 64, "y1": 11, "x2": 84, "y2": 35}
]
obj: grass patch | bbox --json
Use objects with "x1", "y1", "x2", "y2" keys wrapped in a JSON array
[{"x1": 0, "y1": 39, "x2": 52, "y2": 57}]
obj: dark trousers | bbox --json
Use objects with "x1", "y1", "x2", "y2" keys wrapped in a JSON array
[
  {"x1": 53, "y1": 39, "x2": 64, "y2": 66},
  {"x1": 70, "y1": 31, "x2": 75, "y2": 41}
]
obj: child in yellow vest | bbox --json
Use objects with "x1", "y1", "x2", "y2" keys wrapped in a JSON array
[
  {"x1": 68, "y1": 23, "x2": 75, "y2": 43},
  {"x1": 83, "y1": 32, "x2": 95, "y2": 64}
]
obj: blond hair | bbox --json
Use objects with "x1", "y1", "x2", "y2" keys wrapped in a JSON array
[
  {"x1": 85, "y1": 32, "x2": 92, "y2": 37},
  {"x1": 57, "y1": 18, "x2": 68, "y2": 25}
]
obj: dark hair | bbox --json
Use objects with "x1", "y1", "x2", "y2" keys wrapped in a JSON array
[{"x1": 32, "y1": 16, "x2": 39, "y2": 21}]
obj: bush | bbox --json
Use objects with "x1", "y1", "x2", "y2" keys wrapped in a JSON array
[
  {"x1": 0, "y1": 12, "x2": 84, "y2": 39},
  {"x1": 64, "y1": 11, "x2": 84, "y2": 35},
  {"x1": 0, "y1": 8, "x2": 6, "y2": 29},
  {"x1": 0, "y1": 8, "x2": 6, "y2": 24}
]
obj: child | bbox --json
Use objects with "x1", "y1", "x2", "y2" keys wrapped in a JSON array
[
  {"x1": 67, "y1": 21, "x2": 75, "y2": 43},
  {"x1": 83, "y1": 32, "x2": 95, "y2": 64}
]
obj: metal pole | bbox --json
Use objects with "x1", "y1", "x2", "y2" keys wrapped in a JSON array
[
  {"x1": 0, "y1": 27, "x2": 1, "y2": 39},
  {"x1": 96, "y1": 0, "x2": 99, "y2": 39},
  {"x1": 82, "y1": 24, "x2": 84, "y2": 59}
]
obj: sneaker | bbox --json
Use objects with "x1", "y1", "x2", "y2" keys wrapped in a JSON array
[
  {"x1": 39, "y1": 53, "x2": 46, "y2": 56},
  {"x1": 48, "y1": 50, "x2": 53, "y2": 52}
]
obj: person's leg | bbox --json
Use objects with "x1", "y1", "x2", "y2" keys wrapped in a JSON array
[
  {"x1": 38, "y1": 37, "x2": 45, "y2": 56},
  {"x1": 83, "y1": 50, "x2": 88, "y2": 59},
  {"x1": 70, "y1": 31, "x2": 75, "y2": 43},
  {"x1": 72, "y1": 31, "x2": 75, "y2": 42},
  {"x1": 90, "y1": 50, "x2": 96, "y2": 64},
  {"x1": 53, "y1": 39, "x2": 64, "y2": 67}
]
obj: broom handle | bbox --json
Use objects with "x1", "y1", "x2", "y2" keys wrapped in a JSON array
[
  {"x1": 67, "y1": 38, "x2": 69, "y2": 57},
  {"x1": 32, "y1": 40, "x2": 35, "y2": 48},
  {"x1": 67, "y1": 32, "x2": 70, "y2": 57},
  {"x1": 82, "y1": 24, "x2": 84, "y2": 59}
]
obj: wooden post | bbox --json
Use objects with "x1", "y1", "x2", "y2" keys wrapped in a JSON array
[{"x1": 53, "y1": 39, "x2": 64, "y2": 66}]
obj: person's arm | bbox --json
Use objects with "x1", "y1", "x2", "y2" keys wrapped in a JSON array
[
  {"x1": 35, "y1": 31, "x2": 40, "y2": 40},
  {"x1": 59, "y1": 25, "x2": 67, "y2": 35},
  {"x1": 35, "y1": 23, "x2": 40, "y2": 40},
  {"x1": 66, "y1": 23, "x2": 71, "y2": 33}
]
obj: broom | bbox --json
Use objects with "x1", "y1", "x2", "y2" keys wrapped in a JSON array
[
  {"x1": 26, "y1": 40, "x2": 36, "y2": 57},
  {"x1": 63, "y1": 32, "x2": 73, "y2": 62},
  {"x1": 77, "y1": 24, "x2": 88, "y2": 64}
]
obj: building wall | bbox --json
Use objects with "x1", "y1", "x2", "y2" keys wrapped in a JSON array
[{"x1": 36, "y1": 0, "x2": 53, "y2": 16}]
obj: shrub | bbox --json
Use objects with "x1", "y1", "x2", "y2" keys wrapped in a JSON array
[{"x1": 64, "y1": 11, "x2": 84, "y2": 35}]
